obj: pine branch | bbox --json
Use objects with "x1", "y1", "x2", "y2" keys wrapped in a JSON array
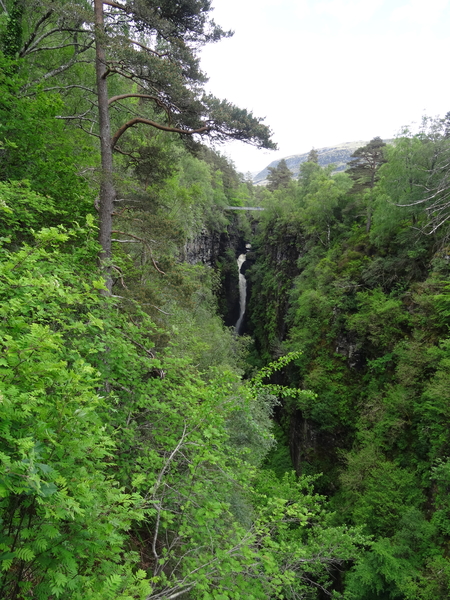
[
  {"x1": 103, "y1": 0, "x2": 127, "y2": 10},
  {"x1": 111, "y1": 117, "x2": 209, "y2": 147},
  {"x1": 108, "y1": 93, "x2": 166, "y2": 107},
  {"x1": 127, "y1": 38, "x2": 169, "y2": 58}
]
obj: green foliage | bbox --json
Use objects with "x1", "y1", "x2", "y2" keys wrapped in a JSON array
[
  {"x1": 266, "y1": 158, "x2": 292, "y2": 191},
  {"x1": 250, "y1": 351, "x2": 314, "y2": 400},
  {"x1": 300, "y1": 169, "x2": 352, "y2": 247},
  {"x1": 345, "y1": 508, "x2": 441, "y2": 600},
  {"x1": 415, "y1": 338, "x2": 450, "y2": 459},
  {"x1": 0, "y1": 225, "x2": 152, "y2": 600},
  {"x1": 341, "y1": 450, "x2": 422, "y2": 536},
  {"x1": 0, "y1": 180, "x2": 58, "y2": 244},
  {"x1": 245, "y1": 123, "x2": 450, "y2": 598},
  {"x1": 6, "y1": 13, "x2": 450, "y2": 596},
  {"x1": 0, "y1": 54, "x2": 95, "y2": 222},
  {"x1": 347, "y1": 288, "x2": 410, "y2": 352},
  {"x1": 345, "y1": 537, "x2": 416, "y2": 600},
  {"x1": 253, "y1": 471, "x2": 366, "y2": 599}
]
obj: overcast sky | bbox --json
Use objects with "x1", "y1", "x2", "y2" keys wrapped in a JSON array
[{"x1": 199, "y1": 0, "x2": 450, "y2": 175}]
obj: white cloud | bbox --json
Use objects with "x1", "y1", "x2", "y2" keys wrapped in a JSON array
[
  {"x1": 390, "y1": 0, "x2": 450, "y2": 27},
  {"x1": 293, "y1": 0, "x2": 311, "y2": 20},
  {"x1": 314, "y1": 0, "x2": 387, "y2": 28}
]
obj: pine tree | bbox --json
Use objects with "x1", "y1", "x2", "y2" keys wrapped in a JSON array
[
  {"x1": 266, "y1": 158, "x2": 292, "y2": 191},
  {"x1": 91, "y1": 0, "x2": 276, "y2": 290},
  {"x1": 347, "y1": 137, "x2": 387, "y2": 232},
  {"x1": 1, "y1": 0, "x2": 276, "y2": 291},
  {"x1": 347, "y1": 137, "x2": 386, "y2": 194},
  {"x1": 307, "y1": 148, "x2": 319, "y2": 164}
]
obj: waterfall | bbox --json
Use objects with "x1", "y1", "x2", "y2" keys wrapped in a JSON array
[{"x1": 235, "y1": 253, "x2": 247, "y2": 335}]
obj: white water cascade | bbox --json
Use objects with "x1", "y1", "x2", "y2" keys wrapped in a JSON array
[{"x1": 235, "y1": 253, "x2": 247, "y2": 335}]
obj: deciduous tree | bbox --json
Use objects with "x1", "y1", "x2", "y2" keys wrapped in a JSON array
[{"x1": 388, "y1": 119, "x2": 450, "y2": 237}]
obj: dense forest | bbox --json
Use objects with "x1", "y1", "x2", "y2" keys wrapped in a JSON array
[{"x1": 1, "y1": 1, "x2": 450, "y2": 599}]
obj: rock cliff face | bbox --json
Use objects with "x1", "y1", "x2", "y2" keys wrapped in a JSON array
[
  {"x1": 183, "y1": 222, "x2": 249, "y2": 267},
  {"x1": 182, "y1": 220, "x2": 250, "y2": 328},
  {"x1": 183, "y1": 228, "x2": 222, "y2": 267},
  {"x1": 246, "y1": 225, "x2": 363, "y2": 483},
  {"x1": 246, "y1": 225, "x2": 304, "y2": 357}
]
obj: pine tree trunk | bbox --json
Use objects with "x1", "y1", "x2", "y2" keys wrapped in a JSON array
[{"x1": 94, "y1": 0, "x2": 114, "y2": 293}]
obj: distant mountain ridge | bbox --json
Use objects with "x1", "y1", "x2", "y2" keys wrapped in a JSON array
[{"x1": 253, "y1": 140, "x2": 370, "y2": 185}]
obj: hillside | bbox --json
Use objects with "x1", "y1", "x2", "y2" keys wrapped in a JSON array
[{"x1": 253, "y1": 140, "x2": 368, "y2": 184}]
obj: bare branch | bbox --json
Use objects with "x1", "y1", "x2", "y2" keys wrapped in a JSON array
[
  {"x1": 108, "y1": 93, "x2": 166, "y2": 106},
  {"x1": 162, "y1": 587, "x2": 196, "y2": 600},
  {"x1": 121, "y1": 332, "x2": 155, "y2": 358},
  {"x1": 21, "y1": 26, "x2": 64, "y2": 56},
  {"x1": 103, "y1": 0, "x2": 127, "y2": 10},
  {"x1": 127, "y1": 38, "x2": 168, "y2": 58},
  {"x1": 21, "y1": 57, "x2": 78, "y2": 91},
  {"x1": 78, "y1": 123, "x2": 101, "y2": 139},
  {"x1": 152, "y1": 502, "x2": 162, "y2": 563},
  {"x1": 150, "y1": 256, "x2": 166, "y2": 275},
  {"x1": 111, "y1": 117, "x2": 210, "y2": 147},
  {"x1": 111, "y1": 264, "x2": 128, "y2": 288},
  {"x1": 111, "y1": 230, "x2": 166, "y2": 274},
  {"x1": 55, "y1": 109, "x2": 94, "y2": 120},
  {"x1": 19, "y1": 10, "x2": 53, "y2": 57},
  {"x1": 25, "y1": 42, "x2": 86, "y2": 55},
  {"x1": 26, "y1": 85, "x2": 96, "y2": 97},
  {"x1": 21, "y1": 27, "x2": 90, "y2": 57},
  {"x1": 146, "y1": 584, "x2": 196, "y2": 600},
  {"x1": 149, "y1": 305, "x2": 171, "y2": 315},
  {"x1": 20, "y1": 41, "x2": 95, "y2": 92},
  {"x1": 153, "y1": 424, "x2": 188, "y2": 497},
  {"x1": 112, "y1": 146, "x2": 141, "y2": 158},
  {"x1": 113, "y1": 198, "x2": 142, "y2": 203}
]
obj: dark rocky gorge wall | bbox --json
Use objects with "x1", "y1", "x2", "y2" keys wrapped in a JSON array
[
  {"x1": 183, "y1": 219, "x2": 250, "y2": 329},
  {"x1": 182, "y1": 221, "x2": 323, "y2": 478},
  {"x1": 183, "y1": 219, "x2": 357, "y2": 482},
  {"x1": 244, "y1": 225, "x2": 361, "y2": 485}
]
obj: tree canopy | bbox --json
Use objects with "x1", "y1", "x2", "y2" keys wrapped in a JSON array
[
  {"x1": 5, "y1": 5, "x2": 450, "y2": 596},
  {"x1": 1, "y1": 0, "x2": 276, "y2": 289},
  {"x1": 347, "y1": 136, "x2": 387, "y2": 193},
  {"x1": 266, "y1": 158, "x2": 292, "y2": 191}
]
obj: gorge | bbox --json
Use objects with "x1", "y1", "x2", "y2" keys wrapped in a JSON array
[
  {"x1": 234, "y1": 251, "x2": 247, "y2": 335},
  {"x1": 3, "y1": 11, "x2": 450, "y2": 593}
]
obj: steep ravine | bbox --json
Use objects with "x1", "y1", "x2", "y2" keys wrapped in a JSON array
[
  {"x1": 184, "y1": 220, "x2": 346, "y2": 483},
  {"x1": 243, "y1": 224, "x2": 356, "y2": 487},
  {"x1": 183, "y1": 215, "x2": 251, "y2": 328}
]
